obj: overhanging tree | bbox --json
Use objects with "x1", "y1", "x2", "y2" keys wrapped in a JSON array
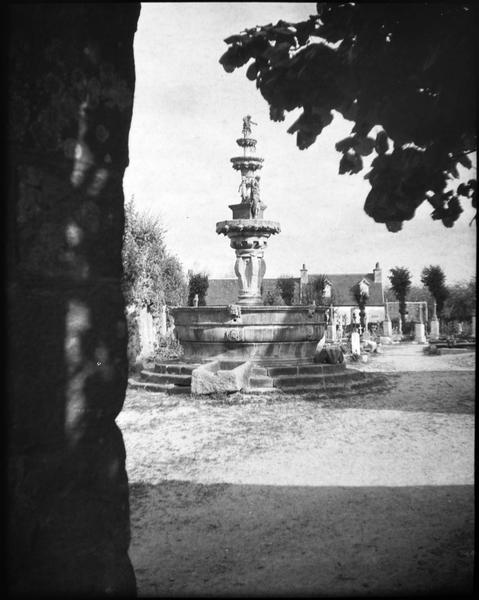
[
  {"x1": 277, "y1": 276, "x2": 296, "y2": 305},
  {"x1": 388, "y1": 267, "x2": 412, "y2": 331},
  {"x1": 220, "y1": 2, "x2": 476, "y2": 231},
  {"x1": 421, "y1": 265, "x2": 449, "y2": 316}
]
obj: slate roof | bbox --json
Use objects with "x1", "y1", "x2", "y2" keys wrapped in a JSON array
[
  {"x1": 205, "y1": 272, "x2": 384, "y2": 306},
  {"x1": 205, "y1": 279, "x2": 239, "y2": 305},
  {"x1": 310, "y1": 273, "x2": 384, "y2": 306}
]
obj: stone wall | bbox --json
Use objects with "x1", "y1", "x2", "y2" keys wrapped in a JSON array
[{"x1": 8, "y1": 4, "x2": 140, "y2": 594}]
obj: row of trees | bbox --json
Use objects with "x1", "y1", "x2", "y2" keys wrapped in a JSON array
[
  {"x1": 265, "y1": 274, "x2": 328, "y2": 306},
  {"x1": 267, "y1": 266, "x2": 475, "y2": 333},
  {"x1": 387, "y1": 266, "x2": 475, "y2": 331}
]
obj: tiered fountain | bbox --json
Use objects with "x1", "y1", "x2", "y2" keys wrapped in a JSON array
[{"x1": 171, "y1": 117, "x2": 326, "y2": 363}]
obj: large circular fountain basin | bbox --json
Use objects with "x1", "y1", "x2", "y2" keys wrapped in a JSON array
[{"x1": 171, "y1": 305, "x2": 327, "y2": 361}]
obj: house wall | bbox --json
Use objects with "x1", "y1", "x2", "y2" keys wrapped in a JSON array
[{"x1": 335, "y1": 306, "x2": 385, "y2": 325}]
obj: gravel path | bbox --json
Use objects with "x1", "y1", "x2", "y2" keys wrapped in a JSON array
[{"x1": 117, "y1": 344, "x2": 475, "y2": 597}]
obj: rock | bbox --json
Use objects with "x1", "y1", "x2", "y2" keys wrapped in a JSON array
[
  {"x1": 191, "y1": 360, "x2": 253, "y2": 394},
  {"x1": 314, "y1": 347, "x2": 344, "y2": 364}
]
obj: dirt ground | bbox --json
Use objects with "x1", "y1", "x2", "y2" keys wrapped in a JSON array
[{"x1": 116, "y1": 345, "x2": 475, "y2": 597}]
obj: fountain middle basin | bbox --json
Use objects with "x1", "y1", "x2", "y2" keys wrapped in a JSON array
[{"x1": 171, "y1": 304, "x2": 327, "y2": 362}]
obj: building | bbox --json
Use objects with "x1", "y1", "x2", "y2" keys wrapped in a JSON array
[{"x1": 206, "y1": 262, "x2": 386, "y2": 325}]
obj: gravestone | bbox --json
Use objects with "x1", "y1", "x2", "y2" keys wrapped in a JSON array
[
  {"x1": 351, "y1": 331, "x2": 361, "y2": 355},
  {"x1": 429, "y1": 302, "x2": 440, "y2": 339},
  {"x1": 138, "y1": 306, "x2": 156, "y2": 358},
  {"x1": 414, "y1": 305, "x2": 426, "y2": 343},
  {"x1": 159, "y1": 304, "x2": 167, "y2": 336}
]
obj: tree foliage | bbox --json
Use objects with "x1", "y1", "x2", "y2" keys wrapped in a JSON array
[
  {"x1": 263, "y1": 287, "x2": 282, "y2": 305},
  {"x1": 352, "y1": 283, "x2": 368, "y2": 329},
  {"x1": 385, "y1": 285, "x2": 432, "y2": 304},
  {"x1": 388, "y1": 267, "x2": 412, "y2": 330},
  {"x1": 301, "y1": 274, "x2": 328, "y2": 305},
  {"x1": 220, "y1": 3, "x2": 476, "y2": 231},
  {"x1": 442, "y1": 277, "x2": 476, "y2": 322},
  {"x1": 421, "y1": 265, "x2": 449, "y2": 315},
  {"x1": 276, "y1": 276, "x2": 296, "y2": 305},
  {"x1": 122, "y1": 198, "x2": 187, "y2": 314},
  {"x1": 187, "y1": 272, "x2": 209, "y2": 306}
]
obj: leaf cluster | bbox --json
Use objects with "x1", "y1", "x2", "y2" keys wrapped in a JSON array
[
  {"x1": 187, "y1": 272, "x2": 209, "y2": 306},
  {"x1": 442, "y1": 277, "x2": 476, "y2": 321},
  {"x1": 276, "y1": 276, "x2": 296, "y2": 305},
  {"x1": 420, "y1": 265, "x2": 449, "y2": 315},
  {"x1": 220, "y1": 3, "x2": 476, "y2": 230},
  {"x1": 388, "y1": 266, "x2": 412, "y2": 328},
  {"x1": 301, "y1": 274, "x2": 328, "y2": 305}
]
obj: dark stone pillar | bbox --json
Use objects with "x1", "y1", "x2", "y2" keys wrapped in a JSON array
[{"x1": 8, "y1": 4, "x2": 141, "y2": 595}]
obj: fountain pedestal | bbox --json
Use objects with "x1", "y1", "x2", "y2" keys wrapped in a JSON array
[{"x1": 216, "y1": 219, "x2": 280, "y2": 305}]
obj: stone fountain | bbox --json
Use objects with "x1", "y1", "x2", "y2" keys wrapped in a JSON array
[{"x1": 171, "y1": 117, "x2": 326, "y2": 364}]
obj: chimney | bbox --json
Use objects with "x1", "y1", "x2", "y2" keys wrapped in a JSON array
[
  {"x1": 300, "y1": 263, "x2": 308, "y2": 285},
  {"x1": 373, "y1": 262, "x2": 382, "y2": 284}
]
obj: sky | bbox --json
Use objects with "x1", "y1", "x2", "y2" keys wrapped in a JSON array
[{"x1": 123, "y1": 2, "x2": 477, "y2": 286}]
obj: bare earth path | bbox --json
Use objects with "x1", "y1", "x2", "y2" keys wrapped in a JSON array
[{"x1": 117, "y1": 345, "x2": 475, "y2": 597}]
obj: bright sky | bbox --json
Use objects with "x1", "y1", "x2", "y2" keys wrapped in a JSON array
[{"x1": 123, "y1": 2, "x2": 477, "y2": 286}]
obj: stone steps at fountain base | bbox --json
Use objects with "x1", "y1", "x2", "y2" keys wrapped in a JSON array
[
  {"x1": 128, "y1": 378, "x2": 191, "y2": 394},
  {"x1": 153, "y1": 361, "x2": 201, "y2": 375},
  {"x1": 128, "y1": 360, "x2": 199, "y2": 394},
  {"x1": 272, "y1": 371, "x2": 364, "y2": 389},
  {"x1": 245, "y1": 374, "x2": 388, "y2": 395},
  {"x1": 249, "y1": 375, "x2": 274, "y2": 388},
  {"x1": 248, "y1": 362, "x2": 351, "y2": 390},
  {"x1": 275, "y1": 377, "x2": 387, "y2": 394},
  {"x1": 140, "y1": 370, "x2": 192, "y2": 386},
  {"x1": 266, "y1": 363, "x2": 347, "y2": 377},
  {"x1": 129, "y1": 360, "x2": 388, "y2": 396},
  {"x1": 247, "y1": 362, "x2": 386, "y2": 394}
]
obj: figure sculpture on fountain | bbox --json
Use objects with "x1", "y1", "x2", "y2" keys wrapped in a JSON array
[
  {"x1": 242, "y1": 115, "x2": 257, "y2": 136},
  {"x1": 250, "y1": 176, "x2": 261, "y2": 218}
]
